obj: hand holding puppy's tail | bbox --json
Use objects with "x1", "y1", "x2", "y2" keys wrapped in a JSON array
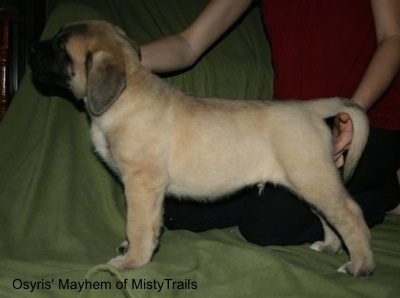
[{"x1": 303, "y1": 97, "x2": 369, "y2": 182}]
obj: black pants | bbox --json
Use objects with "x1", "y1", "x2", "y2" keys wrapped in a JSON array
[{"x1": 163, "y1": 127, "x2": 400, "y2": 246}]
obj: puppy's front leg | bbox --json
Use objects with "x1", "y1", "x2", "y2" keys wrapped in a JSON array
[{"x1": 108, "y1": 170, "x2": 165, "y2": 270}]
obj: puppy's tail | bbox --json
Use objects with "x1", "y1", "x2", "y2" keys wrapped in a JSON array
[{"x1": 302, "y1": 97, "x2": 369, "y2": 182}]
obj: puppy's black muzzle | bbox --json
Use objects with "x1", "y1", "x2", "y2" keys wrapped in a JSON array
[{"x1": 30, "y1": 39, "x2": 70, "y2": 87}]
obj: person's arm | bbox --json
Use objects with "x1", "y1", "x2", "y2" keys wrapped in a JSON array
[
  {"x1": 140, "y1": 0, "x2": 253, "y2": 72},
  {"x1": 333, "y1": 0, "x2": 400, "y2": 167},
  {"x1": 352, "y1": 0, "x2": 400, "y2": 109}
]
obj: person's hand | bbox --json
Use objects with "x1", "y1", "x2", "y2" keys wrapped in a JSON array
[{"x1": 333, "y1": 112, "x2": 353, "y2": 168}]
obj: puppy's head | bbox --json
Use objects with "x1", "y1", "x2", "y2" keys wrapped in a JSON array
[{"x1": 30, "y1": 20, "x2": 140, "y2": 116}]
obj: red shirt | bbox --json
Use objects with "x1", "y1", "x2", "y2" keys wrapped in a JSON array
[{"x1": 260, "y1": 0, "x2": 400, "y2": 130}]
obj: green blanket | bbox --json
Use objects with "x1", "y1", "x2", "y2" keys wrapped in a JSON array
[{"x1": 0, "y1": 1, "x2": 399, "y2": 297}]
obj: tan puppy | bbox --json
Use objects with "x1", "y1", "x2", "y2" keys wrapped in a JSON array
[{"x1": 30, "y1": 20, "x2": 375, "y2": 277}]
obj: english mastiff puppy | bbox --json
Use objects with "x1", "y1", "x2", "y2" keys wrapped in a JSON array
[{"x1": 30, "y1": 20, "x2": 375, "y2": 277}]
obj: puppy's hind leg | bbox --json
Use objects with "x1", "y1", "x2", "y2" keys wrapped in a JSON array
[
  {"x1": 310, "y1": 213, "x2": 342, "y2": 254},
  {"x1": 331, "y1": 195, "x2": 375, "y2": 277},
  {"x1": 288, "y1": 170, "x2": 375, "y2": 277},
  {"x1": 310, "y1": 203, "x2": 342, "y2": 254}
]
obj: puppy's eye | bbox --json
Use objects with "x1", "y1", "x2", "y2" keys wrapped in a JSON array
[
  {"x1": 58, "y1": 34, "x2": 65, "y2": 42},
  {"x1": 53, "y1": 34, "x2": 68, "y2": 52}
]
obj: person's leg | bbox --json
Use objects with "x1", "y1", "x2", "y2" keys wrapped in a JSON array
[
  {"x1": 389, "y1": 168, "x2": 400, "y2": 214},
  {"x1": 346, "y1": 127, "x2": 400, "y2": 224},
  {"x1": 238, "y1": 185, "x2": 323, "y2": 246},
  {"x1": 164, "y1": 183, "x2": 324, "y2": 246},
  {"x1": 163, "y1": 189, "x2": 248, "y2": 232},
  {"x1": 351, "y1": 176, "x2": 400, "y2": 226}
]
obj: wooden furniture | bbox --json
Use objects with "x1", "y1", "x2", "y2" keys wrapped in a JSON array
[
  {"x1": 0, "y1": 0, "x2": 46, "y2": 122},
  {"x1": 0, "y1": 10, "x2": 22, "y2": 121}
]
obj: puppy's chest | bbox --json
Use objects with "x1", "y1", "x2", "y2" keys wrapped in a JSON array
[{"x1": 90, "y1": 123, "x2": 119, "y2": 173}]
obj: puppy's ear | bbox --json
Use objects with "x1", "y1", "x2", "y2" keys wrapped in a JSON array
[{"x1": 86, "y1": 52, "x2": 126, "y2": 116}]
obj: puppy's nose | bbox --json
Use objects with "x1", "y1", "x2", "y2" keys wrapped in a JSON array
[
  {"x1": 30, "y1": 41, "x2": 42, "y2": 56},
  {"x1": 29, "y1": 41, "x2": 44, "y2": 64}
]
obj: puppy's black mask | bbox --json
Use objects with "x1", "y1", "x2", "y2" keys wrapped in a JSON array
[{"x1": 30, "y1": 32, "x2": 73, "y2": 88}]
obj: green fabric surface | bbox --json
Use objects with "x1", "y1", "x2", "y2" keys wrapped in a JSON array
[{"x1": 0, "y1": 1, "x2": 399, "y2": 297}]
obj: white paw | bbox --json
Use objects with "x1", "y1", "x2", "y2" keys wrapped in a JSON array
[
  {"x1": 310, "y1": 241, "x2": 342, "y2": 254},
  {"x1": 310, "y1": 241, "x2": 324, "y2": 252},
  {"x1": 336, "y1": 260, "x2": 375, "y2": 277},
  {"x1": 337, "y1": 263, "x2": 348, "y2": 274},
  {"x1": 107, "y1": 255, "x2": 126, "y2": 269}
]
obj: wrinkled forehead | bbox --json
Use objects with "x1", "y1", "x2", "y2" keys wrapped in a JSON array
[{"x1": 59, "y1": 21, "x2": 121, "y2": 56}]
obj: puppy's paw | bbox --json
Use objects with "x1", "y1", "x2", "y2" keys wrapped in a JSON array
[
  {"x1": 107, "y1": 255, "x2": 146, "y2": 270},
  {"x1": 337, "y1": 260, "x2": 375, "y2": 278},
  {"x1": 108, "y1": 255, "x2": 130, "y2": 270},
  {"x1": 108, "y1": 250, "x2": 151, "y2": 270},
  {"x1": 310, "y1": 241, "x2": 342, "y2": 254},
  {"x1": 116, "y1": 240, "x2": 129, "y2": 255}
]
